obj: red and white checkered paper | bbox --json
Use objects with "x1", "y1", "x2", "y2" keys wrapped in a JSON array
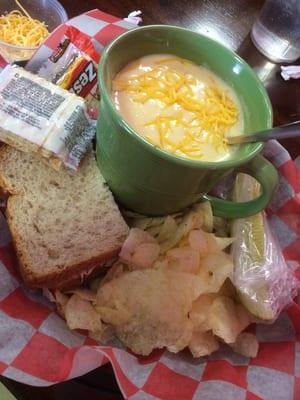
[
  {"x1": 0, "y1": 10, "x2": 300, "y2": 400},
  {"x1": 25, "y1": 9, "x2": 138, "y2": 71},
  {"x1": 1, "y1": 140, "x2": 299, "y2": 400}
]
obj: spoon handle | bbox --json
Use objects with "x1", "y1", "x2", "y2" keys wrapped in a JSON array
[{"x1": 227, "y1": 121, "x2": 300, "y2": 144}]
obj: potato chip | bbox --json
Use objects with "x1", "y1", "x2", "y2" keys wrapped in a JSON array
[
  {"x1": 166, "y1": 319, "x2": 193, "y2": 353},
  {"x1": 193, "y1": 202, "x2": 213, "y2": 232},
  {"x1": 188, "y1": 229, "x2": 218, "y2": 255},
  {"x1": 156, "y1": 216, "x2": 178, "y2": 243},
  {"x1": 208, "y1": 296, "x2": 250, "y2": 343},
  {"x1": 197, "y1": 252, "x2": 234, "y2": 293},
  {"x1": 152, "y1": 257, "x2": 169, "y2": 270},
  {"x1": 98, "y1": 262, "x2": 125, "y2": 288},
  {"x1": 189, "y1": 330, "x2": 219, "y2": 357},
  {"x1": 189, "y1": 294, "x2": 217, "y2": 331},
  {"x1": 54, "y1": 290, "x2": 69, "y2": 317},
  {"x1": 95, "y1": 303, "x2": 132, "y2": 326},
  {"x1": 65, "y1": 294, "x2": 102, "y2": 332},
  {"x1": 131, "y1": 242, "x2": 160, "y2": 269},
  {"x1": 160, "y1": 211, "x2": 201, "y2": 253},
  {"x1": 96, "y1": 269, "x2": 204, "y2": 355},
  {"x1": 119, "y1": 228, "x2": 157, "y2": 265},
  {"x1": 218, "y1": 279, "x2": 237, "y2": 298},
  {"x1": 230, "y1": 332, "x2": 259, "y2": 358},
  {"x1": 89, "y1": 324, "x2": 115, "y2": 344},
  {"x1": 65, "y1": 288, "x2": 96, "y2": 302},
  {"x1": 166, "y1": 247, "x2": 200, "y2": 273}
]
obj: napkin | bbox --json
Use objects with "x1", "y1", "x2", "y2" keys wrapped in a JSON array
[
  {"x1": 124, "y1": 10, "x2": 143, "y2": 25},
  {"x1": 0, "y1": 10, "x2": 299, "y2": 400},
  {"x1": 281, "y1": 65, "x2": 300, "y2": 80}
]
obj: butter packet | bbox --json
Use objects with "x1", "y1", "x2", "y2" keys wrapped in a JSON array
[{"x1": 0, "y1": 65, "x2": 95, "y2": 170}]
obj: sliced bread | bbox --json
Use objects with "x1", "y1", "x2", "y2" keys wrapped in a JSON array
[{"x1": 0, "y1": 145, "x2": 129, "y2": 289}]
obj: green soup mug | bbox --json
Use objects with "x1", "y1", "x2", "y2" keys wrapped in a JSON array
[{"x1": 96, "y1": 25, "x2": 278, "y2": 218}]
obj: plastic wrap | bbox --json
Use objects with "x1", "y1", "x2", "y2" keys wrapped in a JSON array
[
  {"x1": 37, "y1": 26, "x2": 100, "y2": 119},
  {"x1": 231, "y1": 173, "x2": 299, "y2": 321},
  {"x1": 0, "y1": 64, "x2": 95, "y2": 170}
]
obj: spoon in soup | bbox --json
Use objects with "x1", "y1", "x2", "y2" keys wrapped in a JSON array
[{"x1": 227, "y1": 121, "x2": 300, "y2": 144}]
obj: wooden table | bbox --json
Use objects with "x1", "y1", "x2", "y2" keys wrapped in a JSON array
[{"x1": 1, "y1": 1, "x2": 299, "y2": 399}]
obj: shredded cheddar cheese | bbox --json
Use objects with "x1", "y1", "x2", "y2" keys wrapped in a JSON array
[
  {"x1": 113, "y1": 60, "x2": 239, "y2": 159},
  {"x1": 0, "y1": 0, "x2": 49, "y2": 47}
]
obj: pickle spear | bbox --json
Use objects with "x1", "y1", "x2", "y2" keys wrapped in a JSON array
[{"x1": 231, "y1": 173, "x2": 275, "y2": 320}]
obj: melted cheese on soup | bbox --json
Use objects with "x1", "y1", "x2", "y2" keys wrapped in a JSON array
[{"x1": 112, "y1": 54, "x2": 243, "y2": 161}]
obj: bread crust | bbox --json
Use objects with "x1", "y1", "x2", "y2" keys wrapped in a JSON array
[
  {"x1": 5, "y1": 194, "x2": 122, "y2": 290},
  {"x1": 0, "y1": 145, "x2": 128, "y2": 290},
  {"x1": 0, "y1": 146, "x2": 17, "y2": 194}
]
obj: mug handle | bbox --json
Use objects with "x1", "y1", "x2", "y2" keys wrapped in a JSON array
[{"x1": 203, "y1": 155, "x2": 278, "y2": 219}]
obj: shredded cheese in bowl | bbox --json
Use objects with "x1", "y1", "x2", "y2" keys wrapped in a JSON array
[{"x1": 0, "y1": 0, "x2": 49, "y2": 48}]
